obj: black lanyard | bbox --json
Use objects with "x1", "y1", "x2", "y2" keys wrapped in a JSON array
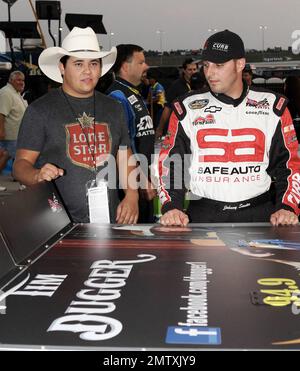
[{"x1": 62, "y1": 89, "x2": 97, "y2": 173}]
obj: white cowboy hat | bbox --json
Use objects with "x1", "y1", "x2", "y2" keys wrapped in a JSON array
[{"x1": 38, "y1": 27, "x2": 117, "y2": 83}]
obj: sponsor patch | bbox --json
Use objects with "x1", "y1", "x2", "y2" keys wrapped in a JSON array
[
  {"x1": 189, "y1": 99, "x2": 209, "y2": 110},
  {"x1": 166, "y1": 326, "x2": 222, "y2": 345},
  {"x1": 284, "y1": 125, "x2": 295, "y2": 134},
  {"x1": 276, "y1": 97, "x2": 286, "y2": 112},
  {"x1": 246, "y1": 98, "x2": 270, "y2": 109},
  {"x1": 212, "y1": 42, "x2": 229, "y2": 52},
  {"x1": 174, "y1": 101, "x2": 184, "y2": 115},
  {"x1": 136, "y1": 115, "x2": 154, "y2": 137},
  {"x1": 128, "y1": 95, "x2": 138, "y2": 105},
  {"x1": 288, "y1": 135, "x2": 298, "y2": 144},
  {"x1": 205, "y1": 106, "x2": 222, "y2": 113},
  {"x1": 134, "y1": 104, "x2": 143, "y2": 112},
  {"x1": 193, "y1": 114, "x2": 215, "y2": 126},
  {"x1": 246, "y1": 110, "x2": 269, "y2": 116}
]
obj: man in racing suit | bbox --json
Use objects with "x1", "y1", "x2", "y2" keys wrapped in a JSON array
[{"x1": 159, "y1": 30, "x2": 300, "y2": 226}]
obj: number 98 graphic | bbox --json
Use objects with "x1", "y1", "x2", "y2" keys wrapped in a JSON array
[{"x1": 197, "y1": 128, "x2": 265, "y2": 163}]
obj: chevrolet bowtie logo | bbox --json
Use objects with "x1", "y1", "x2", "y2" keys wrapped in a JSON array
[{"x1": 205, "y1": 106, "x2": 222, "y2": 113}]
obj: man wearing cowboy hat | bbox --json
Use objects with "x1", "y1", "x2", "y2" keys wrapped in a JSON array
[{"x1": 13, "y1": 27, "x2": 139, "y2": 224}]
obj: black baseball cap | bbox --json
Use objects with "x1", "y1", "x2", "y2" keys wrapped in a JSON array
[{"x1": 202, "y1": 29, "x2": 245, "y2": 63}]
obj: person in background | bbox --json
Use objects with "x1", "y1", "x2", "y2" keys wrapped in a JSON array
[
  {"x1": 0, "y1": 71, "x2": 28, "y2": 173},
  {"x1": 139, "y1": 71, "x2": 150, "y2": 104},
  {"x1": 242, "y1": 64, "x2": 253, "y2": 86},
  {"x1": 284, "y1": 75, "x2": 300, "y2": 142},
  {"x1": 147, "y1": 69, "x2": 166, "y2": 129},
  {"x1": 155, "y1": 58, "x2": 198, "y2": 140},
  {"x1": 107, "y1": 44, "x2": 156, "y2": 223},
  {"x1": 190, "y1": 66, "x2": 207, "y2": 91}
]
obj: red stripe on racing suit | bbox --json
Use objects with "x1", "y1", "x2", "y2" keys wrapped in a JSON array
[
  {"x1": 158, "y1": 112, "x2": 191, "y2": 213},
  {"x1": 270, "y1": 108, "x2": 300, "y2": 215}
]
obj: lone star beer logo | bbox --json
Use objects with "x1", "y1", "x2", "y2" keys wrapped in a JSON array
[{"x1": 65, "y1": 113, "x2": 112, "y2": 171}]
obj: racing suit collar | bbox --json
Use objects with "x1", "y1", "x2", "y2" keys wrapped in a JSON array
[
  {"x1": 211, "y1": 80, "x2": 249, "y2": 107},
  {"x1": 116, "y1": 77, "x2": 136, "y2": 89}
]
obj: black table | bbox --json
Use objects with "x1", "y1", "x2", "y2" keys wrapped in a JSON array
[{"x1": 0, "y1": 183, "x2": 300, "y2": 350}]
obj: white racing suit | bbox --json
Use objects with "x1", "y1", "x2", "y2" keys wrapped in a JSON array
[{"x1": 158, "y1": 84, "x2": 300, "y2": 222}]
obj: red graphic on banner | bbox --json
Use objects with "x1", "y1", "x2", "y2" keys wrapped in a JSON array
[
  {"x1": 66, "y1": 121, "x2": 112, "y2": 170},
  {"x1": 48, "y1": 194, "x2": 62, "y2": 213}
]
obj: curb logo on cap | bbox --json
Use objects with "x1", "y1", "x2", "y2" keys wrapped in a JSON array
[{"x1": 212, "y1": 43, "x2": 229, "y2": 52}]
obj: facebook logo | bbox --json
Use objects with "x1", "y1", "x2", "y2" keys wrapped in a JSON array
[
  {"x1": 0, "y1": 31, "x2": 6, "y2": 54},
  {"x1": 166, "y1": 326, "x2": 221, "y2": 345}
]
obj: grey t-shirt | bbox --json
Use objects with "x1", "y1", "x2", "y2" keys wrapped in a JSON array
[{"x1": 17, "y1": 88, "x2": 131, "y2": 223}]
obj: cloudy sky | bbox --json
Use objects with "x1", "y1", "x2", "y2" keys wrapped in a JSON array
[{"x1": 0, "y1": 0, "x2": 300, "y2": 52}]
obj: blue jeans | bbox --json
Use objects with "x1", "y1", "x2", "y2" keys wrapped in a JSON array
[{"x1": 0, "y1": 140, "x2": 17, "y2": 159}]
